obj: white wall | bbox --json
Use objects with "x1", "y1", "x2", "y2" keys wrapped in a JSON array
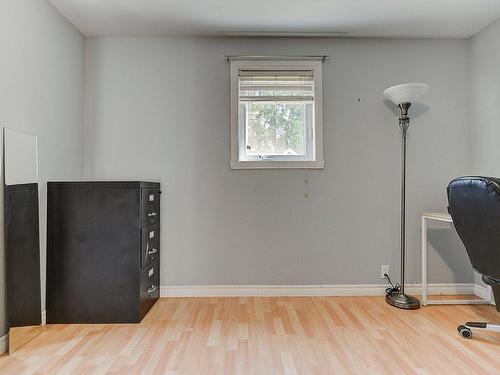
[
  {"x1": 0, "y1": 0, "x2": 85, "y2": 335},
  {"x1": 85, "y1": 37, "x2": 473, "y2": 287},
  {"x1": 468, "y1": 17, "x2": 500, "y2": 289}
]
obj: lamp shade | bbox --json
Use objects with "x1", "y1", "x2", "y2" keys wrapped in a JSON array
[{"x1": 383, "y1": 83, "x2": 429, "y2": 105}]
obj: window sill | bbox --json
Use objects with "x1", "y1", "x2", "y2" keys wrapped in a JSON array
[{"x1": 230, "y1": 160, "x2": 325, "y2": 170}]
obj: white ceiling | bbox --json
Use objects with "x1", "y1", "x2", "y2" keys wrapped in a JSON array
[{"x1": 49, "y1": 0, "x2": 500, "y2": 38}]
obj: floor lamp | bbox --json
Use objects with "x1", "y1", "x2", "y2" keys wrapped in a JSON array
[{"x1": 383, "y1": 83, "x2": 429, "y2": 310}]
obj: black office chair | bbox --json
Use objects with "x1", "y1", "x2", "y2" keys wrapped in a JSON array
[{"x1": 447, "y1": 176, "x2": 500, "y2": 339}]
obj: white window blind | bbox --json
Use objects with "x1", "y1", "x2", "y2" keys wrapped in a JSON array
[{"x1": 238, "y1": 70, "x2": 315, "y2": 102}]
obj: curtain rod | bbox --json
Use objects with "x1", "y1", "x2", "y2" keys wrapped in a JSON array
[{"x1": 225, "y1": 55, "x2": 329, "y2": 62}]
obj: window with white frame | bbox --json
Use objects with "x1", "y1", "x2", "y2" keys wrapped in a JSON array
[{"x1": 230, "y1": 59, "x2": 324, "y2": 169}]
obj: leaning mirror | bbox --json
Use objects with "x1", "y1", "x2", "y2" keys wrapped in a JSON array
[{"x1": 3, "y1": 128, "x2": 41, "y2": 354}]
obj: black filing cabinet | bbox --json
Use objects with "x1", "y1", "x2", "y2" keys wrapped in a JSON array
[{"x1": 46, "y1": 181, "x2": 161, "y2": 323}]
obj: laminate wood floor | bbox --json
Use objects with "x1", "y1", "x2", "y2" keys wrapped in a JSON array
[{"x1": 0, "y1": 296, "x2": 499, "y2": 374}]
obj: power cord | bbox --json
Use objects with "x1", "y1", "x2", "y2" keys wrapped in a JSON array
[{"x1": 384, "y1": 273, "x2": 401, "y2": 296}]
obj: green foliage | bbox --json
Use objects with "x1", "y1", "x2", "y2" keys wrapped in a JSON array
[{"x1": 246, "y1": 102, "x2": 305, "y2": 156}]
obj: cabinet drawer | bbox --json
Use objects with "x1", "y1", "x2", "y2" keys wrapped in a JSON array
[
  {"x1": 141, "y1": 188, "x2": 160, "y2": 226},
  {"x1": 140, "y1": 259, "x2": 159, "y2": 318},
  {"x1": 141, "y1": 224, "x2": 159, "y2": 268}
]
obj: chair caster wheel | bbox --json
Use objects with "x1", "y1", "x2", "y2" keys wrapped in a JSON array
[{"x1": 457, "y1": 325, "x2": 472, "y2": 339}]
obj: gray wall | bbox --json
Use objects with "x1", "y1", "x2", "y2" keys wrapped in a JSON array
[
  {"x1": 84, "y1": 37, "x2": 473, "y2": 287},
  {"x1": 468, "y1": 18, "x2": 500, "y2": 287},
  {"x1": 0, "y1": 0, "x2": 85, "y2": 335},
  {"x1": 469, "y1": 18, "x2": 500, "y2": 175}
]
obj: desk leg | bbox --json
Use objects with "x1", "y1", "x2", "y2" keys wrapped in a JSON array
[{"x1": 422, "y1": 216, "x2": 428, "y2": 306}]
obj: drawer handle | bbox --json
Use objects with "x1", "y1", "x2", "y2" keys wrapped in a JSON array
[
  {"x1": 148, "y1": 212, "x2": 157, "y2": 217},
  {"x1": 148, "y1": 248, "x2": 157, "y2": 255},
  {"x1": 147, "y1": 285, "x2": 157, "y2": 294}
]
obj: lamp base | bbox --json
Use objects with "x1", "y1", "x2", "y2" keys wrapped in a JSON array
[{"x1": 385, "y1": 293, "x2": 421, "y2": 310}]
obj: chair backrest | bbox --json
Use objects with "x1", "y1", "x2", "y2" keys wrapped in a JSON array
[{"x1": 447, "y1": 176, "x2": 500, "y2": 282}]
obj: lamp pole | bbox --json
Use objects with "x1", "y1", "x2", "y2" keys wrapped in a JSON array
[
  {"x1": 399, "y1": 102, "x2": 410, "y2": 295},
  {"x1": 385, "y1": 101, "x2": 421, "y2": 309}
]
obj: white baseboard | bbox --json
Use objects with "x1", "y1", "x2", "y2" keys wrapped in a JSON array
[
  {"x1": 474, "y1": 283, "x2": 495, "y2": 304},
  {"x1": 160, "y1": 283, "x2": 475, "y2": 298}
]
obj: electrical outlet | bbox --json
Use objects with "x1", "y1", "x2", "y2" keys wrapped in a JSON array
[{"x1": 381, "y1": 265, "x2": 390, "y2": 279}]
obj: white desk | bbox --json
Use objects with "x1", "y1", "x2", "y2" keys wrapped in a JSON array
[{"x1": 421, "y1": 212, "x2": 491, "y2": 306}]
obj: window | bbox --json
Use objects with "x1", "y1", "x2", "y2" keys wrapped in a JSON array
[{"x1": 230, "y1": 59, "x2": 324, "y2": 169}]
